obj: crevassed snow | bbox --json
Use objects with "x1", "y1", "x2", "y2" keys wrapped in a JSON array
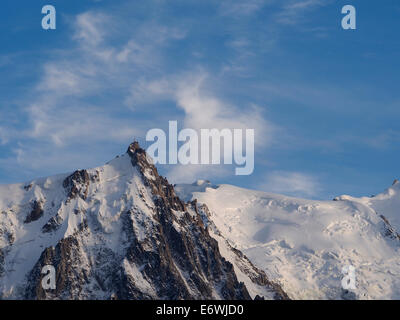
[
  {"x1": 178, "y1": 183, "x2": 400, "y2": 300},
  {"x1": 337, "y1": 180, "x2": 400, "y2": 232}
]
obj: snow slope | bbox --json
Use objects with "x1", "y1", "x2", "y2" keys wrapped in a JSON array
[{"x1": 177, "y1": 181, "x2": 400, "y2": 300}]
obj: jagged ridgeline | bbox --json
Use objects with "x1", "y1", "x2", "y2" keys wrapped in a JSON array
[{"x1": 0, "y1": 142, "x2": 288, "y2": 300}]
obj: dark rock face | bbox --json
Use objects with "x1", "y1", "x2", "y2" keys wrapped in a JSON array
[
  {"x1": 380, "y1": 214, "x2": 400, "y2": 241},
  {"x1": 0, "y1": 224, "x2": 14, "y2": 280},
  {"x1": 41, "y1": 214, "x2": 63, "y2": 234},
  {"x1": 123, "y1": 142, "x2": 253, "y2": 299},
  {"x1": 25, "y1": 237, "x2": 86, "y2": 300},
  {"x1": 341, "y1": 288, "x2": 357, "y2": 300},
  {"x1": 63, "y1": 170, "x2": 90, "y2": 201},
  {"x1": 120, "y1": 210, "x2": 249, "y2": 300},
  {"x1": 24, "y1": 201, "x2": 44, "y2": 224},
  {"x1": 196, "y1": 203, "x2": 290, "y2": 300},
  {"x1": 0, "y1": 249, "x2": 4, "y2": 278},
  {"x1": 127, "y1": 142, "x2": 186, "y2": 212},
  {"x1": 228, "y1": 245, "x2": 289, "y2": 300}
]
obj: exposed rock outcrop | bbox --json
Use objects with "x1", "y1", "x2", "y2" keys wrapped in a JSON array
[
  {"x1": 24, "y1": 200, "x2": 44, "y2": 224},
  {"x1": 63, "y1": 170, "x2": 90, "y2": 201}
]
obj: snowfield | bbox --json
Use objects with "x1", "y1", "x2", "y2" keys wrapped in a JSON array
[{"x1": 176, "y1": 180, "x2": 400, "y2": 300}]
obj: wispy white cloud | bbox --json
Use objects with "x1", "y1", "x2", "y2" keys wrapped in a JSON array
[
  {"x1": 127, "y1": 70, "x2": 276, "y2": 181},
  {"x1": 0, "y1": 142, "x2": 107, "y2": 182},
  {"x1": 363, "y1": 130, "x2": 400, "y2": 150},
  {"x1": 27, "y1": 101, "x2": 140, "y2": 147},
  {"x1": 165, "y1": 164, "x2": 231, "y2": 184},
  {"x1": 0, "y1": 55, "x2": 13, "y2": 68},
  {"x1": 0, "y1": 8, "x2": 190, "y2": 178},
  {"x1": 175, "y1": 73, "x2": 272, "y2": 142},
  {"x1": 276, "y1": 0, "x2": 328, "y2": 25},
  {"x1": 219, "y1": 0, "x2": 273, "y2": 16},
  {"x1": 128, "y1": 71, "x2": 275, "y2": 145},
  {"x1": 0, "y1": 127, "x2": 8, "y2": 145},
  {"x1": 259, "y1": 171, "x2": 322, "y2": 198},
  {"x1": 0, "y1": 0, "x2": 332, "y2": 185},
  {"x1": 73, "y1": 12, "x2": 109, "y2": 47}
]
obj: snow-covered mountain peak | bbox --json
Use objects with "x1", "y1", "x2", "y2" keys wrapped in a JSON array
[
  {"x1": 2, "y1": 141, "x2": 398, "y2": 300},
  {"x1": 0, "y1": 142, "x2": 288, "y2": 300}
]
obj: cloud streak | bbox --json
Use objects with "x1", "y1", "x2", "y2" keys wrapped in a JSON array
[
  {"x1": 276, "y1": 0, "x2": 329, "y2": 25},
  {"x1": 259, "y1": 171, "x2": 322, "y2": 198},
  {"x1": 128, "y1": 70, "x2": 276, "y2": 181},
  {"x1": 0, "y1": 8, "x2": 189, "y2": 179}
]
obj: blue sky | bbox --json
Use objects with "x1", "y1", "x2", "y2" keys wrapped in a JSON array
[{"x1": 0, "y1": 0, "x2": 399, "y2": 199}]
